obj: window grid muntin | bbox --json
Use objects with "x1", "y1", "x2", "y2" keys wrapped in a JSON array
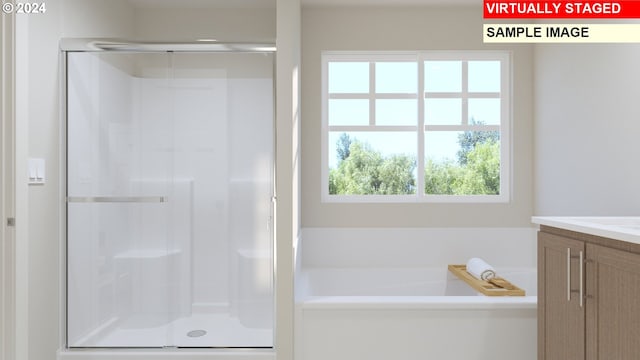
[{"x1": 322, "y1": 51, "x2": 510, "y2": 202}]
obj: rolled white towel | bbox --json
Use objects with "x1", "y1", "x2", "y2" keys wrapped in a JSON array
[{"x1": 466, "y1": 257, "x2": 496, "y2": 281}]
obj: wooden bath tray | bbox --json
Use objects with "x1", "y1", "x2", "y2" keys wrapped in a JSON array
[{"x1": 448, "y1": 264, "x2": 525, "y2": 296}]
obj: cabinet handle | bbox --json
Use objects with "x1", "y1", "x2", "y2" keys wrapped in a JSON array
[
  {"x1": 579, "y1": 250, "x2": 584, "y2": 308},
  {"x1": 567, "y1": 248, "x2": 571, "y2": 302}
]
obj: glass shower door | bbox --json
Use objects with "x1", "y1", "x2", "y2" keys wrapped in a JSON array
[
  {"x1": 67, "y1": 51, "x2": 177, "y2": 347},
  {"x1": 66, "y1": 50, "x2": 274, "y2": 348}
]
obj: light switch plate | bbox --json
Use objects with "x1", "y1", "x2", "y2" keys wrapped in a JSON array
[{"x1": 28, "y1": 158, "x2": 45, "y2": 185}]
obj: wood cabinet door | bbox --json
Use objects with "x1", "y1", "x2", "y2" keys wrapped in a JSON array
[
  {"x1": 539, "y1": 232, "x2": 585, "y2": 360},
  {"x1": 586, "y1": 243, "x2": 640, "y2": 360}
]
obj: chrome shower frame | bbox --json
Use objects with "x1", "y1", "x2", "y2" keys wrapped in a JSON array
[{"x1": 59, "y1": 38, "x2": 277, "y2": 351}]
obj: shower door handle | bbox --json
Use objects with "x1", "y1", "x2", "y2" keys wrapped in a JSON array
[{"x1": 67, "y1": 196, "x2": 168, "y2": 203}]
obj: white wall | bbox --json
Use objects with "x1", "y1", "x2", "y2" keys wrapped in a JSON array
[
  {"x1": 1, "y1": 10, "x2": 18, "y2": 360},
  {"x1": 133, "y1": 6, "x2": 276, "y2": 41},
  {"x1": 275, "y1": 0, "x2": 301, "y2": 359},
  {"x1": 61, "y1": 0, "x2": 135, "y2": 37},
  {"x1": 301, "y1": 6, "x2": 535, "y2": 228},
  {"x1": 534, "y1": 44, "x2": 640, "y2": 215}
]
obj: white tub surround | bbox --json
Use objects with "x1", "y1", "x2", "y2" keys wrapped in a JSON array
[
  {"x1": 300, "y1": 227, "x2": 537, "y2": 268},
  {"x1": 532, "y1": 216, "x2": 640, "y2": 244}
]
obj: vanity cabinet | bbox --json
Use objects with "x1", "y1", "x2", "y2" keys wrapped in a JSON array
[
  {"x1": 538, "y1": 227, "x2": 640, "y2": 360},
  {"x1": 539, "y1": 231, "x2": 584, "y2": 360}
]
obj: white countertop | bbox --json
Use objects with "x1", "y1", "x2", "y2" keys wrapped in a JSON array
[{"x1": 532, "y1": 216, "x2": 640, "y2": 245}]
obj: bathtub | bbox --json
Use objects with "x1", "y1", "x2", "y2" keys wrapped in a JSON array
[{"x1": 296, "y1": 267, "x2": 537, "y2": 360}]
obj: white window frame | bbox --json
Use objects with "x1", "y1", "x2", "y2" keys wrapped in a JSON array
[{"x1": 321, "y1": 51, "x2": 511, "y2": 203}]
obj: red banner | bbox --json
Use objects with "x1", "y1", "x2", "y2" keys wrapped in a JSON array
[{"x1": 484, "y1": 1, "x2": 640, "y2": 18}]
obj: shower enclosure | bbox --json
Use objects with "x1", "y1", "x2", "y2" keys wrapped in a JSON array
[{"x1": 63, "y1": 41, "x2": 275, "y2": 348}]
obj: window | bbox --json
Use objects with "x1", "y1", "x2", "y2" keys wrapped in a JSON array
[{"x1": 322, "y1": 51, "x2": 510, "y2": 202}]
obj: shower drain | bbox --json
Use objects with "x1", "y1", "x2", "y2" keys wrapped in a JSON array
[{"x1": 187, "y1": 329, "x2": 207, "y2": 338}]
